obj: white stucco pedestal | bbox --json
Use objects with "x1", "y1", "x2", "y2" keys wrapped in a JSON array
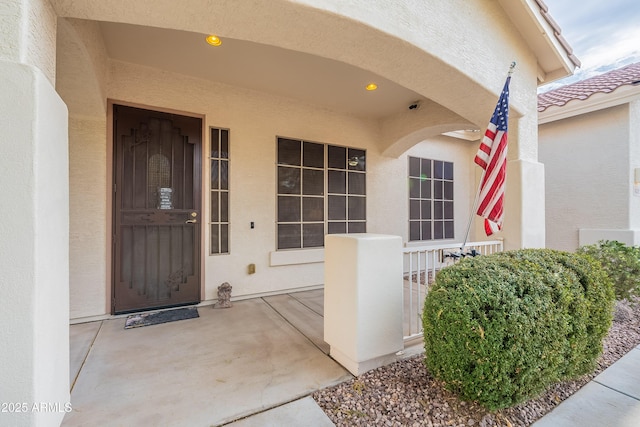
[{"x1": 324, "y1": 234, "x2": 403, "y2": 376}]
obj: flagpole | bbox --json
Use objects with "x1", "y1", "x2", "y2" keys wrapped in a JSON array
[
  {"x1": 459, "y1": 61, "x2": 516, "y2": 254},
  {"x1": 460, "y1": 170, "x2": 486, "y2": 252}
]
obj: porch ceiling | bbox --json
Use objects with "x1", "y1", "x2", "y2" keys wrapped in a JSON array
[{"x1": 99, "y1": 21, "x2": 427, "y2": 120}]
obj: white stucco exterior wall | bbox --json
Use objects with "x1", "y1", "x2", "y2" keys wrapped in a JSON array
[
  {"x1": 0, "y1": 0, "x2": 57, "y2": 84},
  {"x1": 69, "y1": 117, "x2": 108, "y2": 319},
  {"x1": 629, "y1": 100, "x2": 640, "y2": 230},
  {"x1": 540, "y1": 105, "x2": 631, "y2": 251}
]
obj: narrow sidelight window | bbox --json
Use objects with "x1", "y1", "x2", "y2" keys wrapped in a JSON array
[{"x1": 210, "y1": 128, "x2": 230, "y2": 254}]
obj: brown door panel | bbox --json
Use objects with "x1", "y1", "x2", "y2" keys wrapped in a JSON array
[{"x1": 113, "y1": 105, "x2": 202, "y2": 314}]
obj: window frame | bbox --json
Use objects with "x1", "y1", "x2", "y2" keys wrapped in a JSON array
[
  {"x1": 209, "y1": 127, "x2": 230, "y2": 255},
  {"x1": 276, "y1": 136, "x2": 366, "y2": 250},
  {"x1": 408, "y1": 156, "x2": 454, "y2": 242}
]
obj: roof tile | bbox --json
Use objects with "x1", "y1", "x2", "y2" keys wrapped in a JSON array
[
  {"x1": 538, "y1": 62, "x2": 640, "y2": 112},
  {"x1": 536, "y1": 0, "x2": 580, "y2": 68}
]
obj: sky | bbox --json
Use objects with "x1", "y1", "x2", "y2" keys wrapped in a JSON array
[{"x1": 540, "y1": 0, "x2": 640, "y2": 90}]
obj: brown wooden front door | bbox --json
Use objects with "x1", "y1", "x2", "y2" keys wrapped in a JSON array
[{"x1": 112, "y1": 104, "x2": 202, "y2": 314}]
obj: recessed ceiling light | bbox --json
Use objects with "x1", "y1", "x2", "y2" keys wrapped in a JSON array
[
  {"x1": 206, "y1": 35, "x2": 222, "y2": 46},
  {"x1": 365, "y1": 83, "x2": 378, "y2": 91}
]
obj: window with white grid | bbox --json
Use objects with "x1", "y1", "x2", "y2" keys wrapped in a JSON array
[
  {"x1": 277, "y1": 137, "x2": 366, "y2": 250},
  {"x1": 408, "y1": 157, "x2": 454, "y2": 241}
]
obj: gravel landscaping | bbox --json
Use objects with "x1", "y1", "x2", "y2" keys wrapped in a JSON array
[{"x1": 313, "y1": 299, "x2": 640, "y2": 426}]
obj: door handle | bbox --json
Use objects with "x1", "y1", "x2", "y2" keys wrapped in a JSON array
[{"x1": 186, "y1": 212, "x2": 198, "y2": 224}]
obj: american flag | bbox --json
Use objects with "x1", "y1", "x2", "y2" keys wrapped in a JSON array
[{"x1": 474, "y1": 76, "x2": 511, "y2": 236}]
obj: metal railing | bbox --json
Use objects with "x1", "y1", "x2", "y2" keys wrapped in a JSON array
[{"x1": 402, "y1": 240, "x2": 504, "y2": 342}]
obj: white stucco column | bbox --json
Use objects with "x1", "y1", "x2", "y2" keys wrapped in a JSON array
[
  {"x1": 0, "y1": 2, "x2": 70, "y2": 426},
  {"x1": 497, "y1": 111, "x2": 546, "y2": 250},
  {"x1": 502, "y1": 159, "x2": 546, "y2": 249},
  {"x1": 324, "y1": 234, "x2": 403, "y2": 376},
  {"x1": 0, "y1": 60, "x2": 70, "y2": 427}
]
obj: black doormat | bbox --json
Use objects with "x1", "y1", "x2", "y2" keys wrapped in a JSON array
[{"x1": 124, "y1": 307, "x2": 199, "y2": 329}]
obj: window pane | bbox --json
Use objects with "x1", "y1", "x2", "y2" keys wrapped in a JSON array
[
  {"x1": 434, "y1": 160, "x2": 444, "y2": 179},
  {"x1": 328, "y1": 222, "x2": 346, "y2": 234},
  {"x1": 410, "y1": 221, "x2": 420, "y2": 241},
  {"x1": 220, "y1": 191, "x2": 229, "y2": 222},
  {"x1": 444, "y1": 201, "x2": 453, "y2": 220},
  {"x1": 348, "y1": 172, "x2": 365, "y2": 195},
  {"x1": 211, "y1": 159, "x2": 219, "y2": 189},
  {"x1": 348, "y1": 196, "x2": 366, "y2": 220},
  {"x1": 348, "y1": 222, "x2": 366, "y2": 233},
  {"x1": 421, "y1": 221, "x2": 432, "y2": 240},
  {"x1": 421, "y1": 178, "x2": 431, "y2": 199},
  {"x1": 278, "y1": 138, "x2": 301, "y2": 166},
  {"x1": 303, "y1": 197, "x2": 323, "y2": 221},
  {"x1": 444, "y1": 221, "x2": 454, "y2": 239},
  {"x1": 434, "y1": 201, "x2": 443, "y2": 220},
  {"x1": 303, "y1": 142, "x2": 324, "y2": 168},
  {"x1": 328, "y1": 170, "x2": 346, "y2": 194},
  {"x1": 444, "y1": 181, "x2": 453, "y2": 200},
  {"x1": 410, "y1": 200, "x2": 421, "y2": 220},
  {"x1": 348, "y1": 148, "x2": 366, "y2": 171},
  {"x1": 421, "y1": 200, "x2": 431, "y2": 219},
  {"x1": 443, "y1": 161, "x2": 453, "y2": 180},
  {"x1": 409, "y1": 157, "x2": 421, "y2": 177},
  {"x1": 210, "y1": 224, "x2": 219, "y2": 254},
  {"x1": 210, "y1": 192, "x2": 219, "y2": 222},
  {"x1": 278, "y1": 167, "x2": 300, "y2": 194},
  {"x1": 220, "y1": 224, "x2": 229, "y2": 253},
  {"x1": 211, "y1": 129, "x2": 219, "y2": 158},
  {"x1": 328, "y1": 195, "x2": 346, "y2": 220},
  {"x1": 278, "y1": 196, "x2": 301, "y2": 222},
  {"x1": 303, "y1": 169, "x2": 324, "y2": 195},
  {"x1": 303, "y1": 224, "x2": 324, "y2": 247},
  {"x1": 220, "y1": 130, "x2": 229, "y2": 159},
  {"x1": 421, "y1": 159, "x2": 431, "y2": 178},
  {"x1": 434, "y1": 180, "x2": 443, "y2": 199},
  {"x1": 409, "y1": 178, "x2": 421, "y2": 198},
  {"x1": 434, "y1": 221, "x2": 444, "y2": 239},
  {"x1": 220, "y1": 160, "x2": 228, "y2": 190},
  {"x1": 328, "y1": 145, "x2": 346, "y2": 169},
  {"x1": 278, "y1": 224, "x2": 301, "y2": 249}
]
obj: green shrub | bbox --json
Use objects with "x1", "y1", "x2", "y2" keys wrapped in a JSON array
[
  {"x1": 578, "y1": 240, "x2": 640, "y2": 300},
  {"x1": 422, "y1": 249, "x2": 614, "y2": 410}
]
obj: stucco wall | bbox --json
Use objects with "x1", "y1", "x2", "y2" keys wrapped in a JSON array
[
  {"x1": 0, "y1": 0, "x2": 57, "y2": 84},
  {"x1": 629, "y1": 100, "x2": 640, "y2": 230},
  {"x1": 69, "y1": 117, "x2": 108, "y2": 319},
  {"x1": 540, "y1": 105, "x2": 630, "y2": 251},
  {"x1": 56, "y1": 18, "x2": 108, "y2": 117}
]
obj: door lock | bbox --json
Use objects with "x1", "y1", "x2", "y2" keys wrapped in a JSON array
[{"x1": 186, "y1": 211, "x2": 198, "y2": 223}]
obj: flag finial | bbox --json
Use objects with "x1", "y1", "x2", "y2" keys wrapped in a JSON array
[{"x1": 508, "y1": 61, "x2": 517, "y2": 76}]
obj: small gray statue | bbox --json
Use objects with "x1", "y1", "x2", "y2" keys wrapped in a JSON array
[{"x1": 214, "y1": 282, "x2": 233, "y2": 308}]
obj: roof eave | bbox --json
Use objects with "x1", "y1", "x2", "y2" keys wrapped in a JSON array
[
  {"x1": 539, "y1": 85, "x2": 640, "y2": 124},
  {"x1": 498, "y1": 0, "x2": 579, "y2": 86}
]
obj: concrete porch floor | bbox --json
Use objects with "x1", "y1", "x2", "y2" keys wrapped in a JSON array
[{"x1": 63, "y1": 289, "x2": 352, "y2": 426}]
